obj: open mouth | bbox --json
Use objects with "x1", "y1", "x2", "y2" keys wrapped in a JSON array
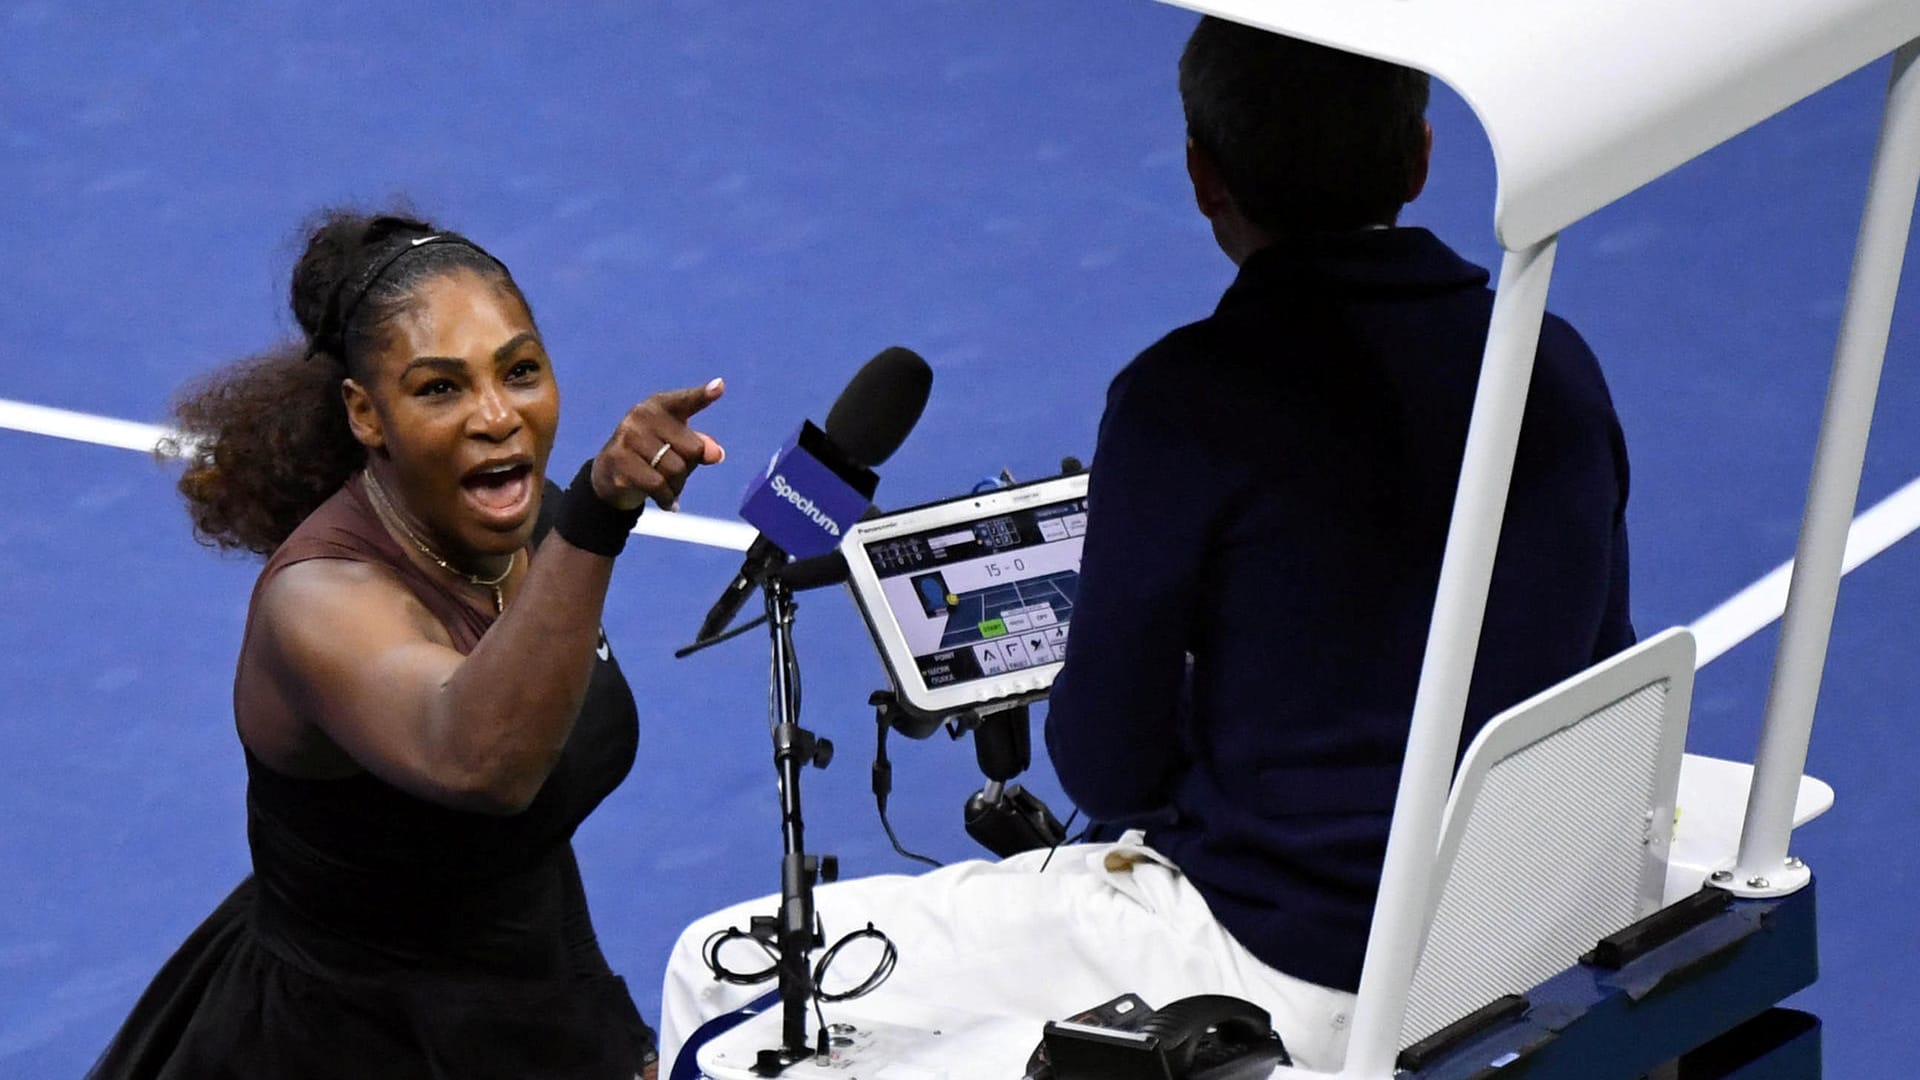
[{"x1": 461, "y1": 461, "x2": 535, "y2": 518}]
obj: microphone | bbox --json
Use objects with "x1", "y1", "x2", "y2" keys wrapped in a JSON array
[{"x1": 695, "y1": 347, "x2": 932, "y2": 641}]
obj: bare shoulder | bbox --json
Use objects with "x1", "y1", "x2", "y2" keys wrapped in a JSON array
[
  {"x1": 240, "y1": 558, "x2": 456, "y2": 772},
  {"x1": 253, "y1": 557, "x2": 451, "y2": 658}
]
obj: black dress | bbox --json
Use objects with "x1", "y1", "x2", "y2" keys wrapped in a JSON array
[{"x1": 89, "y1": 477, "x2": 656, "y2": 1079}]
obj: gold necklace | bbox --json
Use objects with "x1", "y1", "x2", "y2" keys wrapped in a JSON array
[{"x1": 362, "y1": 468, "x2": 517, "y2": 614}]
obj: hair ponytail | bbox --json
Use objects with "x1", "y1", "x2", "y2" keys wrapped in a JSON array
[{"x1": 169, "y1": 343, "x2": 365, "y2": 555}]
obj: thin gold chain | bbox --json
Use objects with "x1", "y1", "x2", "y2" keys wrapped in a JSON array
[{"x1": 362, "y1": 468, "x2": 517, "y2": 614}]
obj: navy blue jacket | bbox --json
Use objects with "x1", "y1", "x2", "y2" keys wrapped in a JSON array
[{"x1": 1044, "y1": 227, "x2": 1633, "y2": 993}]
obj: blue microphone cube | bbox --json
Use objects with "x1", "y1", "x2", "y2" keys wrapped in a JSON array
[{"x1": 739, "y1": 421, "x2": 878, "y2": 559}]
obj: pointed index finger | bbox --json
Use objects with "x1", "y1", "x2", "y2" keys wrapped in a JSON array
[{"x1": 655, "y1": 377, "x2": 726, "y2": 420}]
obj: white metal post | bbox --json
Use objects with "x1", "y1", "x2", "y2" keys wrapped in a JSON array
[
  {"x1": 1341, "y1": 238, "x2": 1559, "y2": 1078},
  {"x1": 1731, "y1": 39, "x2": 1920, "y2": 898}
]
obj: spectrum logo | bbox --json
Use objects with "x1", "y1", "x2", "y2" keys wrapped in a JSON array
[{"x1": 770, "y1": 474, "x2": 842, "y2": 536}]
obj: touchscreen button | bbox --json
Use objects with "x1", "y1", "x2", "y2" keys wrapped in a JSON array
[
  {"x1": 973, "y1": 642, "x2": 1008, "y2": 674},
  {"x1": 1001, "y1": 637, "x2": 1033, "y2": 669},
  {"x1": 1024, "y1": 633, "x2": 1056, "y2": 663}
]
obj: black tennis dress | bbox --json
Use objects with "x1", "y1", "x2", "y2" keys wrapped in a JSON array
[{"x1": 89, "y1": 475, "x2": 656, "y2": 1079}]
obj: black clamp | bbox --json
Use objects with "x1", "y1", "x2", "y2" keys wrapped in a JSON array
[
  {"x1": 959, "y1": 703, "x2": 1067, "y2": 858},
  {"x1": 774, "y1": 722, "x2": 835, "y2": 771}
]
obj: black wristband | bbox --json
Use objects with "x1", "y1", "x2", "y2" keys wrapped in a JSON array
[{"x1": 553, "y1": 459, "x2": 642, "y2": 557}]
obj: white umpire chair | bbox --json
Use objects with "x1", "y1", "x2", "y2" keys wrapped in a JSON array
[
  {"x1": 1153, "y1": 1, "x2": 1917, "y2": 1075},
  {"x1": 1399, "y1": 628, "x2": 1694, "y2": 1050}
]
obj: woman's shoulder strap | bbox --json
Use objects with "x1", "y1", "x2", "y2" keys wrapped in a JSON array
[{"x1": 264, "y1": 476, "x2": 395, "y2": 575}]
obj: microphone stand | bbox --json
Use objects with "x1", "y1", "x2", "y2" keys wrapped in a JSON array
[{"x1": 683, "y1": 571, "x2": 837, "y2": 1075}]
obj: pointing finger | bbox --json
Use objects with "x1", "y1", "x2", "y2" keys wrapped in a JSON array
[{"x1": 654, "y1": 377, "x2": 726, "y2": 421}]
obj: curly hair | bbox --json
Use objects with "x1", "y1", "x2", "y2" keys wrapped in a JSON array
[{"x1": 169, "y1": 210, "x2": 528, "y2": 555}]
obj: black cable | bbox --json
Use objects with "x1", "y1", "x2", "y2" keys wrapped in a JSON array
[
  {"x1": 788, "y1": 603, "x2": 803, "y2": 719},
  {"x1": 873, "y1": 717, "x2": 943, "y2": 869},
  {"x1": 765, "y1": 622, "x2": 805, "y2": 733},
  {"x1": 880, "y1": 801, "x2": 943, "y2": 869},
  {"x1": 1038, "y1": 807, "x2": 1081, "y2": 873},
  {"x1": 812, "y1": 921, "x2": 899, "y2": 1003},
  {"x1": 811, "y1": 982, "x2": 831, "y2": 1059},
  {"x1": 804, "y1": 920, "x2": 898, "y2": 1059},
  {"x1": 701, "y1": 912, "x2": 898, "y2": 1001},
  {"x1": 700, "y1": 926, "x2": 780, "y2": 986},
  {"x1": 672, "y1": 613, "x2": 768, "y2": 658}
]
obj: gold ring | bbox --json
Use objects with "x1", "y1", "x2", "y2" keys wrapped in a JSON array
[{"x1": 648, "y1": 444, "x2": 672, "y2": 469}]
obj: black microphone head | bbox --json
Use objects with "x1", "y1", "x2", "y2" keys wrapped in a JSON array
[{"x1": 822, "y1": 346, "x2": 932, "y2": 467}]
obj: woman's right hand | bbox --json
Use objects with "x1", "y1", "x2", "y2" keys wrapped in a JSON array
[{"x1": 591, "y1": 377, "x2": 727, "y2": 512}]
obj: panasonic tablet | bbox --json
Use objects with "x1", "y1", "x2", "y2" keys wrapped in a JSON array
[{"x1": 840, "y1": 473, "x2": 1090, "y2": 718}]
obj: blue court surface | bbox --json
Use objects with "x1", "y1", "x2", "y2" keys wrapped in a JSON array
[{"x1": 3, "y1": 2, "x2": 1917, "y2": 1075}]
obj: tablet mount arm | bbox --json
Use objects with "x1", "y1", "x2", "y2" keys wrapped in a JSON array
[
  {"x1": 870, "y1": 692, "x2": 1068, "y2": 859},
  {"x1": 957, "y1": 702, "x2": 1069, "y2": 858}
]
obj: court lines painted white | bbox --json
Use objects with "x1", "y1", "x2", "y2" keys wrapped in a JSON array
[
  {"x1": 7, "y1": 396, "x2": 1919, "y2": 665},
  {"x1": 1688, "y1": 472, "x2": 1920, "y2": 667},
  {"x1": 0, "y1": 399, "x2": 177, "y2": 456}
]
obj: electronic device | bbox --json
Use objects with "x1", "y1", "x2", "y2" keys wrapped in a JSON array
[
  {"x1": 1040, "y1": 995, "x2": 1290, "y2": 1080},
  {"x1": 1024, "y1": 993, "x2": 1153, "y2": 1079},
  {"x1": 839, "y1": 472, "x2": 1090, "y2": 718}
]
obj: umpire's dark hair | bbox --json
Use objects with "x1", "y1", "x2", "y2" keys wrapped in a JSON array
[{"x1": 1179, "y1": 17, "x2": 1431, "y2": 234}]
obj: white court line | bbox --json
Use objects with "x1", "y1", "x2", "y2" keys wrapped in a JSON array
[
  {"x1": 1688, "y1": 473, "x2": 1920, "y2": 668},
  {"x1": 632, "y1": 510, "x2": 756, "y2": 551},
  {"x1": 0, "y1": 397, "x2": 757, "y2": 552},
  {"x1": 6, "y1": 398, "x2": 1919, "y2": 640},
  {"x1": 0, "y1": 399, "x2": 179, "y2": 455}
]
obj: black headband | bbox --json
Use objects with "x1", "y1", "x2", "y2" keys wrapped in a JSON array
[{"x1": 314, "y1": 231, "x2": 508, "y2": 362}]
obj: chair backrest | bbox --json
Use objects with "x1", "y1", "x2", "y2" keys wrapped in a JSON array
[{"x1": 1399, "y1": 628, "x2": 1696, "y2": 1047}]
